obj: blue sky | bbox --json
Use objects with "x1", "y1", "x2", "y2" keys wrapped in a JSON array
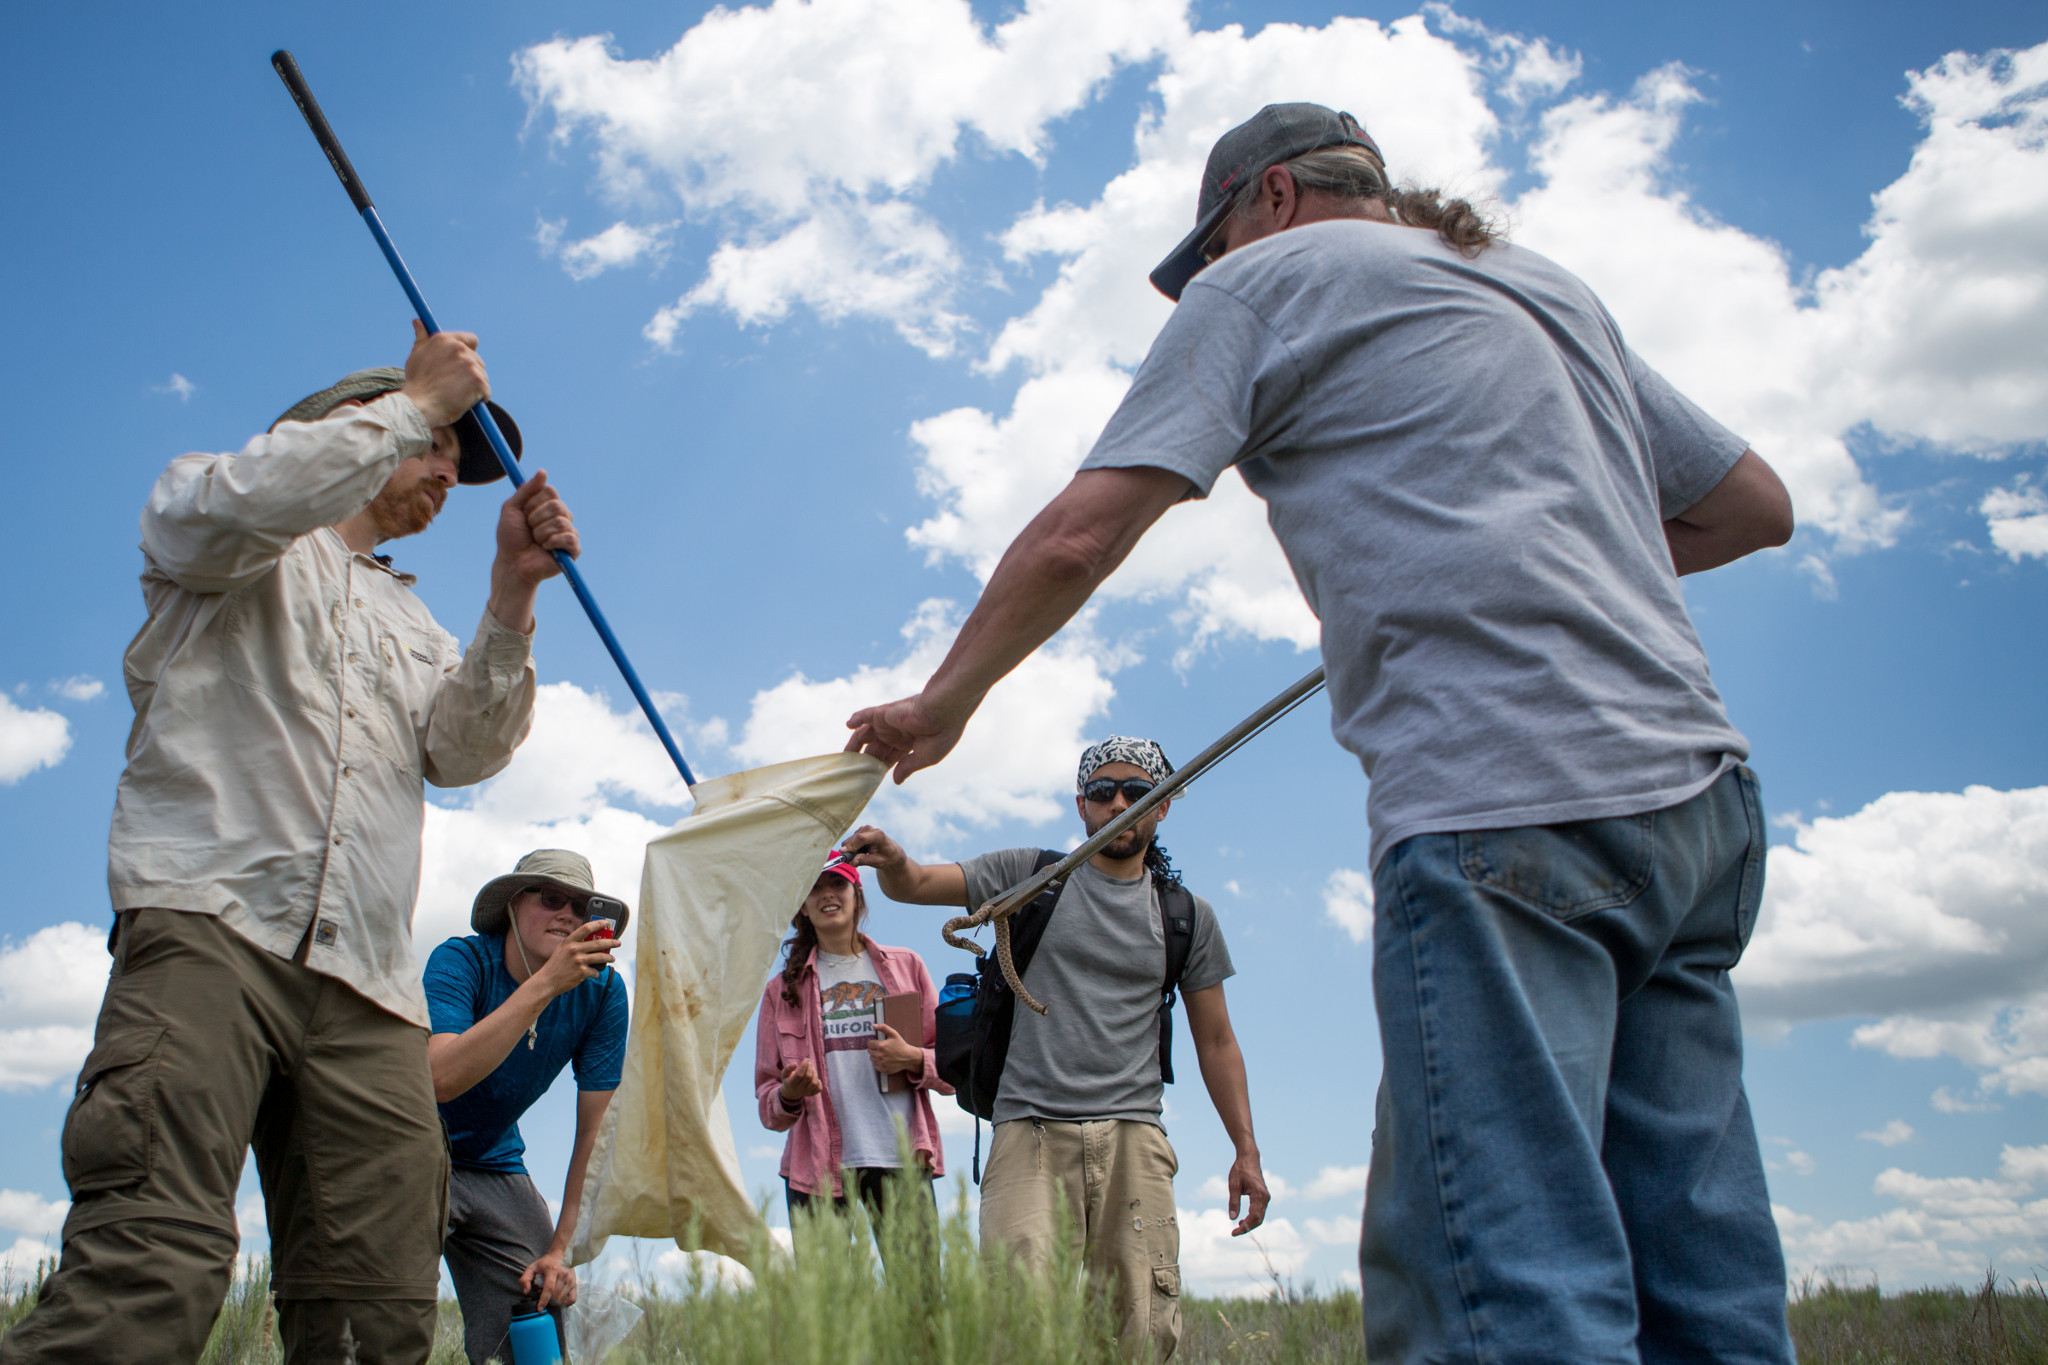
[{"x1": 2, "y1": 0, "x2": 2045, "y2": 1298}]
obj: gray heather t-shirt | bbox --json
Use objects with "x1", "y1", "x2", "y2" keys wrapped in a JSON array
[
  {"x1": 1082, "y1": 220, "x2": 1751, "y2": 868},
  {"x1": 961, "y1": 849, "x2": 1233, "y2": 1126}
]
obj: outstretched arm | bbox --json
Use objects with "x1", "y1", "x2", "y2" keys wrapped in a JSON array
[
  {"x1": 1183, "y1": 983, "x2": 1268, "y2": 1236},
  {"x1": 522, "y1": 1087, "x2": 612, "y2": 1309},
  {"x1": 844, "y1": 465, "x2": 1192, "y2": 782},
  {"x1": 1664, "y1": 450, "x2": 1793, "y2": 576},
  {"x1": 841, "y1": 825, "x2": 968, "y2": 906}
]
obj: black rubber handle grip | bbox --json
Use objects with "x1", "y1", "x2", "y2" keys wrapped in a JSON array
[{"x1": 271, "y1": 50, "x2": 374, "y2": 212}]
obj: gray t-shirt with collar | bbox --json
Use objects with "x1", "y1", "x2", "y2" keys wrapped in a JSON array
[
  {"x1": 1081, "y1": 219, "x2": 1752, "y2": 869},
  {"x1": 960, "y1": 848, "x2": 1234, "y2": 1127}
]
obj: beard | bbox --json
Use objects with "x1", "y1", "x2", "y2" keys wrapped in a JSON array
[
  {"x1": 364, "y1": 466, "x2": 445, "y2": 543},
  {"x1": 1082, "y1": 810, "x2": 1153, "y2": 861}
]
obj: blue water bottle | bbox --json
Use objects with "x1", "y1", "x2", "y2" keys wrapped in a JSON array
[{"x1": 507, "y1": 1307, "x2": 561, "y2": 1365}]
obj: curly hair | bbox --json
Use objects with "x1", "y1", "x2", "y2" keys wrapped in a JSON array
[
  {"x1": 1226, "y1": 144, "x2": 1501, "y2": 257},
  {"x1": 1143, "y1": 837, "x2": 1184, "y2": 892},
  {"x1": 779, "y1": 882, "x2": 867, "y2": 1006}
]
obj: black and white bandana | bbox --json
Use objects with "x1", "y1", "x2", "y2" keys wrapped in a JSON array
[{"x1": 1075, "y1": 735, "x2": 1175, "y2": 792}]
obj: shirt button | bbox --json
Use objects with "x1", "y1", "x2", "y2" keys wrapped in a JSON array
[
  {"x1": 345, "y1": 707, "x2": 357, "y2": 718},
  {"x1": 354, "y1": 598, "x2": 365, "y2": 608},
  {"x1": 342, "y1": 766, "x2": 353, "y2": 779},
  {"x1": 332, "y1": 835, "x2": 343, "y2": 847}
]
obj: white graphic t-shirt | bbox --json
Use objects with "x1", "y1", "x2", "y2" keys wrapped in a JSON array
[{"x1": 816, "y1": 950, "x2": 915, "y2": 1169}]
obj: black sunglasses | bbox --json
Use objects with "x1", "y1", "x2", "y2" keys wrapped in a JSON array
[
  {"x1": 520, "y1": 887, "x2": 627, "y2": 923},
  {"x1": 1082, "y1": 777, "x2": 1158, "y2": 806}
]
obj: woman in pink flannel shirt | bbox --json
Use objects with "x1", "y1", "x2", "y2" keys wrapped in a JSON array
[{"x1": 754, "y1": 849, "x2": 949, "y2": 1228}]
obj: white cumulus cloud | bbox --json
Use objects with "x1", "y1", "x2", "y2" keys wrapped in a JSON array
[
  {"x1": 1736, "y1": 784, "x2": 2048, "y2": 1098},
  {"x1": 48, "y1": 676, "x2": 103, "y2": 702},
  {"x1": 730, "y1": 599, "x2": 1118, "y2": 853},
  {"x1": 1860, "y1": 1120, "x2": 1916, "y2": 1148},
  {"x1": 1321, "y1": 869, "x2": 1373, "y2": 944},
  {"x1": 1983, "y1": 481, "x2": 2048, "y2": 561},
  {"x1": 0, "y1": 922, "x2": 111, "y2": 1091},
  {"x1": 541, "y1": 218, "x2": 678, "y2": 281},
  {"x1": 1177, "y1": 1206, "x2": 1311, "y2": 1298},
  {"x1": 516, "y1": 0, "x2": 1182, "y2": 355},
  {"x1": 0, "y1": 1190, "x2": 69, "y2": 1239},
  {"x1": 1777, "y1": 1142, "x2": 2048, "y2": 1287},
  {"x1": 0, "y1": 693, "x2": 71, "y2": 784}
]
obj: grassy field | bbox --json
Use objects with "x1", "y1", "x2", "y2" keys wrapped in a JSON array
[{"x1": 7, "y1": 1200, "x2": 2048, "y2": 1363}]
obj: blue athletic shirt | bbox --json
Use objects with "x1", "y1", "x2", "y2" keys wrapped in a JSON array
[{"x1": 423, "y1": 934, "x2": 628, "y2": 1173}]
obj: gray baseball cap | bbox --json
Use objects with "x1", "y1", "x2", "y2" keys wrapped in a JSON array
[
  {"x1": 272, "y1": 367, "x2": 521, "y2": 486},
  {"x1": 1150, "y1": 102, "x2": 1383, "y2": 302}
]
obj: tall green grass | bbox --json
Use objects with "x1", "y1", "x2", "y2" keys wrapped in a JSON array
[
  {"x1": 11, "y1": 1209, "x2": 2048, "y2": 1363},
  {"x1": 1787, "y1": 1269, "x2": 2048, "y2": 1364}
]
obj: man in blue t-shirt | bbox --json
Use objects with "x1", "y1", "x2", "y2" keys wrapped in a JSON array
[{"x1": 423, "y1": 848, "x2": 629, "y2": 1365}]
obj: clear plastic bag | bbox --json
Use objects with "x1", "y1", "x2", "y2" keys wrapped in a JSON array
[{"x1": 562, "y1": 1285, "x2": 644, "y2": 1363}]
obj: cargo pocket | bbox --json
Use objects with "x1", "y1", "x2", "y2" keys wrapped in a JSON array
[
  {"x1": 1151, "y1": 1264, "x2": 1183, "y2": 1358},
  {"x1": 61, "y1": 1025, "x2": 169, "y2": 1194}
]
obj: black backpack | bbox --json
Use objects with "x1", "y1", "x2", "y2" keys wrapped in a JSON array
[{"x1": 933, "y1": 850, "x2": 1197, "y2": 1180}]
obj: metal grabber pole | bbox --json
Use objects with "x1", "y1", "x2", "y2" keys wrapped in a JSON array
[{"x1": 270, "y1": 49, "x2": 697, "y2": 787}]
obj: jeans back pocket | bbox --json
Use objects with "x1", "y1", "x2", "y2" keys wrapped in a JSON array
[{"x1": 1458, "y1": 813, "x2": 1657, "y2": 921}]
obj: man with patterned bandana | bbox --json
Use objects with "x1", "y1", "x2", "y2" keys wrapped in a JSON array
[{"x1": 844, "y1": 735, "x2": 1268, "y2": 1362}]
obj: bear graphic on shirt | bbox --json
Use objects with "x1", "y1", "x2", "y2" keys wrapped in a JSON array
[{"x1": 820, "y1": 978, "x2": 885, "y2": 1049}]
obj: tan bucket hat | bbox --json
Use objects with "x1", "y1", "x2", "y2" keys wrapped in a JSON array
[{"x1": 470, "y1": 849, "x2": 629, "y2": 936}]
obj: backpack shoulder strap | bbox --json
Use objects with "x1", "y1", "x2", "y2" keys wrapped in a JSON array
[
  {"x1": 989, "y1": 849, "x2": 1068, "y2": 984},
  {"x1": 1159, "y1": 882, "x2": 1196, "y2": 999}
]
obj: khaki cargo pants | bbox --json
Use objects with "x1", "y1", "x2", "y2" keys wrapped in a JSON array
[
  {"x1": 0, "y1": 909, "x2": 448, "y2": 1365},
  {"x1": 979, "y1": 1118, "x2": 1183, "y2": 1361}
]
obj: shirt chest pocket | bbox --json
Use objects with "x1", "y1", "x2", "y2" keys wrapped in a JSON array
[
  {"x1": 777, "y1": 1017, "x2": 810, "y2": 1067},
  {"x1": 360, "y1": 622, "x2": 450, "y2": 774}
]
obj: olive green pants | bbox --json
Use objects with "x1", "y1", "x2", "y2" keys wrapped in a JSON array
[
  {"x1": 978, "y1": 1118, "x2": 1183, "y2": 1361},
  {"x1": 0, "y1": 909, "x2": 447, "y2": 1364}
]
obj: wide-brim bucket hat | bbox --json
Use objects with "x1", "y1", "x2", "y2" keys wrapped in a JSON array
[
  {"x1": 273, "y1": 366, "x2": 521, "y2": 485},
  {"x1": 471, "y1": 848, "x2": 628, "y2": 936},
  {"x1": 1150, "y1": 102, "x2": 1383, "y2": 302}
]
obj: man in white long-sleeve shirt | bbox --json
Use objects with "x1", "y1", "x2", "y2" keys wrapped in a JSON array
[{"x1": 1, "y1": 324, "x2": 579, "y2": 1365}]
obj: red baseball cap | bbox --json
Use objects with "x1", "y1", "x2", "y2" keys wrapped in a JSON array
[{"x1": 820, "y1": 849, "x2": 861, "y2": 886}]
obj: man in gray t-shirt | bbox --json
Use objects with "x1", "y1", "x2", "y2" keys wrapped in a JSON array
[
  {"x1": 847, "y1": 105, "x2": 1798, "y2": 1365},
  {"x1": 845, "y1": 735, "x2": 1266, "y2": 1362}
]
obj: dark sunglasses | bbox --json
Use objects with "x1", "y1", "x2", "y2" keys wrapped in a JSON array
[
  {"x1": 520, "y1": 887, "x2": 627, "y2": 923},
  {"x1": 1082, "y1": 777, "x2": 1158, "y2": 805}
]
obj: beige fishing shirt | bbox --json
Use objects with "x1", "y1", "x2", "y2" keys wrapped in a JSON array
[{"x1": 108, "y1": 393, "x2": 536, "y2": 1027}]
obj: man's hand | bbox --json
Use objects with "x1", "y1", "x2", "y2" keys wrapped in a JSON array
[
  {"x1": 868, "y1": 1022, "x2": 923, "y2": 1076},
  {"x1": 520, "y1": 1250, "x2": 578, "y2": 1311},
  {"x1": 842, "y1": 826, "x2": 907, "y2": 873},
  {"x1": 400, "y1": 319, "x2": 489, "y2": 429},
  {"x1": 844, "y1": 692, "x2": 971, "y2": 785},
  {"x1": 1226, "y1": 1149, "x2": 1270, "y2": 1236},
  {"x1": 532, "y1": 921, "x2": 614, "y2": 1001},
  {"x1": 486, "y1": 471, "x2": 579, "y2": 634},
  {"x1": 496, "y1": 471, "x2": 579, "y2": 587},
  {"x1": 780, "y1": 1058, "x2": 823, "y2": 1105},
  {"x1": 837, "y1": 825, "x2": 968, "y2": 906}
]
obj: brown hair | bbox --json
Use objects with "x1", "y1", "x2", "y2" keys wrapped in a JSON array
[
  {"x1": 779, "y1": 880, "x2": 868, "y2": 1006},
  {"x1": 1228, "y1": 144, "x2": 1501, "y2": 258}
]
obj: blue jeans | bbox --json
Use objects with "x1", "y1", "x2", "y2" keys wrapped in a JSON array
[{"x1": 1362, "y1": 767, "x2": 1794, "y2": 1365}]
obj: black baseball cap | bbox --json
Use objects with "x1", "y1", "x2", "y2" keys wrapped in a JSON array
[{"x1": 1150, "y1": 102, "x2": 1383, "y2": 302}]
